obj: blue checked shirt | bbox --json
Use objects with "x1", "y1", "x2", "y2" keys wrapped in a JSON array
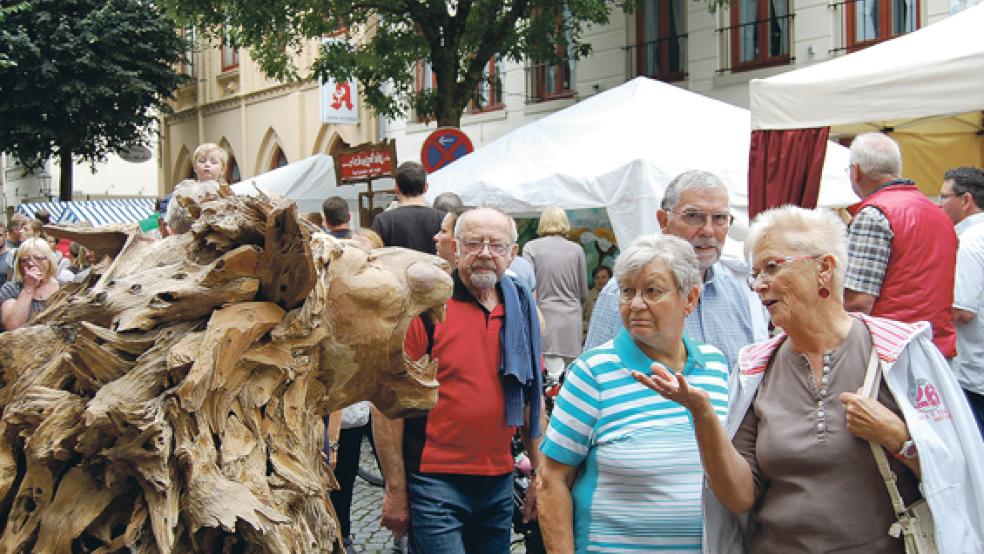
[
  {"x1": 583, "y1": 263, "x2": 768, "y2": 372},
  {"x1": 844, "y1": 206, "x2": 894, "y2": 297}
]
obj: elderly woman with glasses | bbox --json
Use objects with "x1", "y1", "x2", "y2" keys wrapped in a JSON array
[
  {"x1": 0, "y1": 237, "x2": 61, "y2": 331},
  {"x1": 634, "y1": 206, "x2": 984, "y2": 553},
  {"x1": 538, "y1": 234, "x2": 729, "y2": 553}
]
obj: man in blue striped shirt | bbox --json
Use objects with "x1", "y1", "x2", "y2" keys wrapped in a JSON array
[{"x1": 584, "y1": 170, "x2": 768, "y2": 370}]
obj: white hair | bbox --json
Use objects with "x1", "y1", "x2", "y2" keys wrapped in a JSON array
[
  {"x1": 850, "y1": 133, "x2": 902, "y2": 180},
  {"x1": 745, "y1": 206, "x2": 848, "y2": 296}
]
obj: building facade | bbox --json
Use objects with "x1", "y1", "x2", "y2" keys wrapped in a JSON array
[
  {"x1": 159, "y1": 33, "x2": 375, "y2": 196},
  {"x1": 385, "y1": 0, "x2": 973, "y2": 178}
]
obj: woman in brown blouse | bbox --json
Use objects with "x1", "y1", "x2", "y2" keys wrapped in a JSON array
[{"x1": 632, "y1": 206, "x2": 984, "y2": 553}]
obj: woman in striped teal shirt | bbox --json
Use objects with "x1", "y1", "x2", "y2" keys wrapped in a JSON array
[{"x1": 538, "y1": 234, "x2": 729, "y2": 553}]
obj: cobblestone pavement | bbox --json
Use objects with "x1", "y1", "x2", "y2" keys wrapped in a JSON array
[{"x1": 344, "y1": 440, "x2": 527, "y2": 553}]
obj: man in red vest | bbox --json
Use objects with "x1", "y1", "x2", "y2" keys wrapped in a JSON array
[{"x1": 843, "y1": 132, "x2": 958, "y2": 357}]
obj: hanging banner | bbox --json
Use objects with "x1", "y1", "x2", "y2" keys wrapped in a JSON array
[
  {"x1": 320, "y1": 76, "x2": 359, "y2": 124},
  {"x1": 319, "y1": 38, "x2": 359, "y2": 124}
]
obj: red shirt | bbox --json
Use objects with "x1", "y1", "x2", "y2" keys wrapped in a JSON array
[{"x1": 402, "y1": 274, "x2": 514, "y2": 475}]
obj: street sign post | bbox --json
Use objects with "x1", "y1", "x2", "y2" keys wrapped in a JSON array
[{"x1": 420, "y1": 127, "x2": 474, "y2": 174}]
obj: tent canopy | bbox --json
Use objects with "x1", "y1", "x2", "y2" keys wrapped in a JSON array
[
  {"x1": 750, "y1": 3, "x2": 984, "y2": 131},
  {"x1": 16, "y1": 199, "x2": 156, "y2": 226},
  {"x1": 426, "y1": 76, "x2": 856, "y2": 250}
]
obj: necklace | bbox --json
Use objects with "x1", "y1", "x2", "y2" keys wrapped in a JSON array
[{"x1": 804, "y1": 352, "x2": 833, "y2": 437}]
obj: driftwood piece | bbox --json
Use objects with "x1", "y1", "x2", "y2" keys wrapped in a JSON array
[{"x1": 0, "y1": 191, "x2": 452, "y2": 552}]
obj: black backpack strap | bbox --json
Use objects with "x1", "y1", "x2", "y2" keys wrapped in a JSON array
[{"x1": 420, "y1": 312, "x2": 436, "y2": 356}]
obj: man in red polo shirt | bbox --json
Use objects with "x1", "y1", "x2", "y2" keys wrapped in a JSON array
[
  {"x1": 843, "y1": 132, "x2": 958, "y2": 357},
  {"x1": 374, "y1": 207, "x2": 542, "y2": 553}
]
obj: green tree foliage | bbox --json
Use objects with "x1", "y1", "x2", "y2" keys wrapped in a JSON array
[
  {"x1": 163, "y1": 0, "x2": 627, "y2": 128},
  {"x1": 0, "y1": 0, "x2": 187, "y2": 199}
]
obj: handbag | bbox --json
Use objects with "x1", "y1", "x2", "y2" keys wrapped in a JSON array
[{"x1": 861, "y1": 346, "x2": 938, "y2": 554}]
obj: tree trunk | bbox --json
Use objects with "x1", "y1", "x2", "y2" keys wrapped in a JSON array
[
  {"x1": 0, "y1": 184, "x2": 453, "y2": 552},
  {"x1": 58, "y1": 148, "x2": 73, "y2": 201}
]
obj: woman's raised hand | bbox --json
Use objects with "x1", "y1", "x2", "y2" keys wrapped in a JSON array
[{"x1": 632, "y1": 363, "x2": 709, "y2": 411}]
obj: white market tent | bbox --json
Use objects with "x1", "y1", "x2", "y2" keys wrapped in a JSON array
[
  {"x1": 425, "y1": 76, "x2": 857, "y2": 252},
  {"x1": 750, "y1": 3, "x2": 984, "y2": 131},
  {"x1": 749, "y1": 3, "x2": 984, "y2": 190},
  {"x1": 231, "y1": 154, "x2": 337, "y2": 216}
]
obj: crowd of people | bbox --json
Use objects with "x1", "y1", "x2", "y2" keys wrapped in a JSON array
[{"x1": 3, "y1": 133, "x2": 983, "y2": 554}]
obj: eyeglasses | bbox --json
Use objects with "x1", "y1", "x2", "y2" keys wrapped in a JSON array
[
  {"x1": 619, "y1": 286, "x2": 672, "y2": 305},
  {"x1": 938, "y1": 192, "x2": 958, "y2": 200},
  {"x1": 19, "y1": 255, "x2": 48, "y2": 265},
  {"x1": 747, "y1": 255, "x2": 821, "y2": 289},
  {"x1": 671, "y1": 210, "x2": 734, "y2": 228},
  {"x1": 459, "y1": 239, "x2": 512, "y2": 257}
]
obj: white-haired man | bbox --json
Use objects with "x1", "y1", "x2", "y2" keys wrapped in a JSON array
[
  {"x1": 843, "y1": 132, "x2": 957, "y2": 358},
  {"x1": 585, "y1": 170, "x2": 768, "y2": 371},
  {"x1": 373, "y1": 207, "x2": 543, "y2": 553}
]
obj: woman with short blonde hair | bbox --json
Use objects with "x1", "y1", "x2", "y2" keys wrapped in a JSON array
[
  {"x1": 536, "y1": 206, "x2": 570, "y2": 236},
  {"x1": 524, "y1": 206, "x2": 587, "y2": 379},
  {"x1": 0, "y1": 237, "x2": 61, "y2": 330}
]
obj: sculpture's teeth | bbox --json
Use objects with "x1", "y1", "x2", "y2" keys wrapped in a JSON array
[{"x1": 402, "y1": 352, "x2": 439, "y2": 386}]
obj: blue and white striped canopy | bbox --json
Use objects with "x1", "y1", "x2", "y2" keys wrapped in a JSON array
[
  {"x1": 14, "y1": 201, "x2": 66, "y2": 222},
  {"x1": 15, "y1": 198, "x2": 156, "y2": 227}
]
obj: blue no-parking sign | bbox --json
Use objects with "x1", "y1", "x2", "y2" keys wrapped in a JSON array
[{"x1": 420, "y1": 127, "x2": 474, "y2": 173}]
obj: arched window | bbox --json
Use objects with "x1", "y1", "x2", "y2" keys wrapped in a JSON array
[
  {"x1": 226, "y1": 155, "x2": 241, "y2": 184},
  {"x1": 270, "y1": 147, "x2": 288, "y2": 170}
]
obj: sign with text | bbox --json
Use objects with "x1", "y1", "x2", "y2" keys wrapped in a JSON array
[
  {"x1": 320, "y1": 76, "x2": 359, "y2": 124},
  {"x1": 421, "y1": 127, "x2": 474, "y2": 173},
  {"x1": 334, "y1": 140, "x2": 397, "y2": 185}
]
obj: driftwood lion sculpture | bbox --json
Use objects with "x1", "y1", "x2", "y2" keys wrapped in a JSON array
[{"x1": 0, "y1": 188, "x2": 452, "y2": 552}]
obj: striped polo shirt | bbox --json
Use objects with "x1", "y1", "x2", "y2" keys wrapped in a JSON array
[{"x1": 540, "y1": 329, "x2": 729, "y2": 553}]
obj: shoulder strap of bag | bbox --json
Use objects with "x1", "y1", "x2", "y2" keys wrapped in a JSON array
[{"x1": 862, "y1": 345, "x2": 910, "y2": 519}]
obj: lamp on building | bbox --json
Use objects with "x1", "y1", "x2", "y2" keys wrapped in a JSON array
[{"x1": 38, "y1": 166, "x2": 52, "y2": 200}]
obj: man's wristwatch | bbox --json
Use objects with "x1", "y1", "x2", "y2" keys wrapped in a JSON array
[
  {"x1": 328, "y1": 441, "x2": 340, "y2": 452},
  {"x1": 894, "y1": 438, "x2": 918, "y2": 461}
]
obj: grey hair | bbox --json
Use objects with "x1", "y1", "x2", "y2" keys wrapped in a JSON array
[
  {"x1": 454, "y1": 206, "x2": 518, "y2": 242},
  {"x1": 433, "y1": 192, "x2": 464, "y2": 213},
  {"x1": 850, "y1": 133, "x2": 902, "y2": 180},
  {"x1": 613, "y1": 234, "x2": 700, "y2": 299},
  {"x1": 661, "y1": 170, "x2": 730, "y2": 211},
  {"x1": 745, "y1": 206, "x2": 848, "y2": 296}
]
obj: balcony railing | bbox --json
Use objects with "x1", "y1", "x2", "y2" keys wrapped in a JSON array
[
  {"x1": 716, "y1": 13, "x2": 794, "y2": 74},
  {"x1": 624, "y1": 34, "x2": 689, "y2": 82},
  {"x1": 525, "y1": 60, "x2": 576, "y2": 104},
  {"x1": 828, "y1": 0, "x2": 918, "y2": 54}
]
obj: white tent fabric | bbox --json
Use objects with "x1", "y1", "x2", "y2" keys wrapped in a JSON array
[
  {"x1": 426, "y1": 77, "x2": 856, "y2": 250},
  {"x1": 232, "y1": 154, "x2": 337, "y2": 215},
  {"x1": 750, "y1": 3, "x2": 984, "y2": 130}
]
